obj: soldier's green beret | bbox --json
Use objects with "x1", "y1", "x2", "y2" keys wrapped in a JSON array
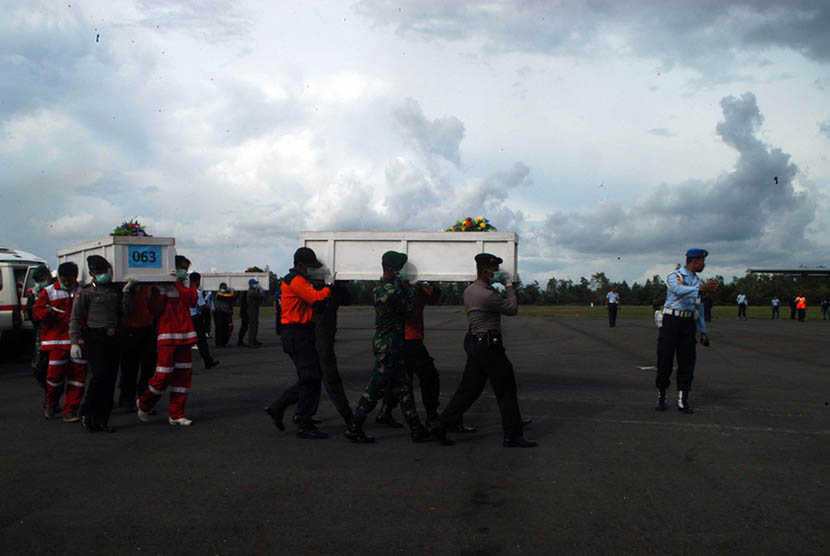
[{"x1": 381, "y1": 250, "x2": 408, "y2": 270}]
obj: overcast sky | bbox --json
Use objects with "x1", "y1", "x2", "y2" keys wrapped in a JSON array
[{"x1": 2, "y1": 0, "x2": 829, "y2": 285}]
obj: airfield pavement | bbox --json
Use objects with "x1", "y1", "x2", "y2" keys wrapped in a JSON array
[{"x1": 1, "y1": 307, "x2": 828, "y2": 555}]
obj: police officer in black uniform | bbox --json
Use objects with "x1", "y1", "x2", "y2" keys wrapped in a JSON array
[
  {"x1": 70, "y1": 255, "x2": 133, "y2": 432},
  {"x1": 435, "y1": 253, "x2": 536, "y2": 448}
]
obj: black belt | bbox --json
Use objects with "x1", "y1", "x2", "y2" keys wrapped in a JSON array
[{"x1": 468, "y1": 330, "x2": 502, "y2": 347}]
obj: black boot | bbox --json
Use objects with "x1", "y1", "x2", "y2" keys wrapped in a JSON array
[
  {"x1": 297, "y1": 422, "x2": 329, "y2": 439},
  {"x1": 677, "y1": 390, "x2": 694, "y2": 414},
  {"x1": 410, "y1": 424, "x2": 433, "y2": 443},
  {"x1": 264, "y1": 404, "x2": 286, "y2": 431},
  {"x1": 655, "y1": 389, "x2": 667, "y2": 411},
  {"x1": 344, "y1": 423, "x2": 375, "y2": 443},
  {"x1": 376, "y1": 409, "x2": 404, "y2": 428}
]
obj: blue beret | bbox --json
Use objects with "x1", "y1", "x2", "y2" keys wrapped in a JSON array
[{"x1": 685, "y1": 248, "x2": 709, "y2": 258}]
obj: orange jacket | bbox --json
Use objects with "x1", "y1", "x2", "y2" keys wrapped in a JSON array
[
  {"x1": 281, "y1": 270, "x2": 330, "y2": 325},
  {"x1": 796, "y1": 296, "x2": 806, "y2": 309}
]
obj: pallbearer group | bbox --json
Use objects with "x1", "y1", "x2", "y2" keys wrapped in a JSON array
[{"x1": 25, "y1": 244, "x2": 720, "y2": 447}]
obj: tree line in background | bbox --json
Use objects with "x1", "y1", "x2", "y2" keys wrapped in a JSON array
[{"x1": 265, "y1": 271, "x2": 830, "y2": 306}]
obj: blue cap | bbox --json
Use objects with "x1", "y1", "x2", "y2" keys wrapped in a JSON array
[
  {"x1": 248, "y1": 278, "x2": 258, "y2": 285},
  {"x1": 685, "y1": 248, "x2": 709, "y2": 258}
]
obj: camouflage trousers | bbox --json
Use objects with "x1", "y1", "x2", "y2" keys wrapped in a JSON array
[{"x1": 353, "y1": 348, "x2": 421, "y2": 429}]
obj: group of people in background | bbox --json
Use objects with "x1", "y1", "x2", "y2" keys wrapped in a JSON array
[{"x1": 24, "y1": 255, "x2": 268, "y2": 432}]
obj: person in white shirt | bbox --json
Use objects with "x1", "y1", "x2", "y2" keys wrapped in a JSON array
[
  {"x1": 736, "y1": 293, "x2": 748, "y2": 320},
  {"x1": 606, "y1": 287, "x2": 620, "y2": 327}
]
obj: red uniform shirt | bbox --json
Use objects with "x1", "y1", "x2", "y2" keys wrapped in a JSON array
[
  {"x1": 33, "y1": 282, "x2": 80, "y2": 350},
  {"x1": 150, "y1": 280, "x2": 198, "y2": 346},
  {"x1": 405, "y1": 285, "x2": 440, "y2": 340}
]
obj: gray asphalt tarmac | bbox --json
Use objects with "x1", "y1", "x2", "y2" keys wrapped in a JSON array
[{"x1": 1, "y1": 308, "x2": 828, "y2": 555}]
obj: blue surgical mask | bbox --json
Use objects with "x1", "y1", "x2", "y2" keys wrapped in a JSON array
[
  {"x1": 491, "y1": 271, "x2": 502, "y2": 284},
  {"x1": 176, "y1": 269, "x2": 188, "y2": 280},
  {"x1": 95, "y1": 273, "x2": 111, "y2": 285},
  {"x1": 397, "y1": 268, "x2": 407, "y2": 281},
  {"x1": 36, "y1": 280, "x2": 48, "y2": 289}
]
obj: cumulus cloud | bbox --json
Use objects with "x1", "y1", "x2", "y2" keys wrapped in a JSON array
[
  {"x1": 538, "y1": 92, "x2": 812, "y2": 267},
  {"x1": 393, "y1": 98, "x2": 465, "y2": 166}
]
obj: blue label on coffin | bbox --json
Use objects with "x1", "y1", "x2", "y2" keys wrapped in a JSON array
[{"x1": 127, "y1": 245, "x2": 163, "y2": 268}]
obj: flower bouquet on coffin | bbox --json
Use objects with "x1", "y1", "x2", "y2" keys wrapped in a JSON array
[
  {"x1": 445, "y1": 216, "x2": 497, "y2": 232},
  {"x1": 111, "y1": 218, "x2": 151, "y2": 237}
]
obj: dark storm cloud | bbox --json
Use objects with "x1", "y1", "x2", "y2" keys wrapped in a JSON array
[
  {"x1": 540, "y1": 92, "x2": 812, "y2": 266},
  {"x1": 356, "y1": 1, "x2": 830, "y2": 76},
  {"x1": 392, "y1": 98, "x2": 465, "y2": 166}
]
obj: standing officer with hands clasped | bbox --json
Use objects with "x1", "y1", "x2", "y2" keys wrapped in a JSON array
[
  {"x1": 435, "y1": 253, "x2": 536, "y2": 448},
  {"x1": 655, "y1": 248, "x2": 718, "y2": 414}
]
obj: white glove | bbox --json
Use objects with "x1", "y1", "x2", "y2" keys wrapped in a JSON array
[
  {"x1": 70, "y1": 344, "x2": 82, "y2": 360},
  {"x1": 491, "y1": 282, "x2": 507, "y2": 295},
  {"x1": 122, "y1": 276, "x2": 138, "y2": 293}
]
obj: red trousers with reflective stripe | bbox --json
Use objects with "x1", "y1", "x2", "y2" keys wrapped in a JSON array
[
  {"x1": 138, "y1": 345, "x2": 193, "y2": 419},
  {"x1": 45, "y1": 348, "x2": 87, "y2": 414}
]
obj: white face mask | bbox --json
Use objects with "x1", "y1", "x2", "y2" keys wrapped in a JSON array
[{"x1": 308, "y1": 266, "x2": 328, "y2": 281}]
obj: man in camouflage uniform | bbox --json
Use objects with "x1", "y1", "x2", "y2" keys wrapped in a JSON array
[
  {"x1": 25, "y1": 264, "x2": 52, "y2": 403},
  {"x1": 344, "y1": 251, "x2": 432, "y2": 444}
]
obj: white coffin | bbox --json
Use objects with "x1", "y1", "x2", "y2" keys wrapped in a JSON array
[
  {"x1": 298, "y1": 231, "x2": 518, "y2": 282},
  {"x1": 56, "y1": 236, "x2": 177, "y2": 284},
  {"x1": 198, "y1": 272, "x2": 270, "y2": 291}
]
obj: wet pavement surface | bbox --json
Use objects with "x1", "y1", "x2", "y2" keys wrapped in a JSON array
[{"x1": 1, "y1": 307, "x2": 828, "y2": 555}]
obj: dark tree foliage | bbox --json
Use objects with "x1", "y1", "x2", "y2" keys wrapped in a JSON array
[{"x1": 328, "y1": 274, "x2": 830, "y2": 306}]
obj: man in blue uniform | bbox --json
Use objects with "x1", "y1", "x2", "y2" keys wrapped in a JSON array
[{"x1": 655, "y1": 248, "x2": 719, "y2": 414}]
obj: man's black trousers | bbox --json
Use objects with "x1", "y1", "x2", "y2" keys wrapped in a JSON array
[
  {"x1": 440, "y1": 333, "x2": 522, "y2": 439},
  {"x1": 273, "y1": 324, "x2": 322, "y2": 423},
  {"x1": 314, "y1": 326, "x2": 352, "y2": 421},
  {"x1": 608, "y1": 304, "x2": 618, "y2": 327},
  {"x1": 771, "y1": 307, "x2": 779, "y2": 319},
  {"x1": 655, "y1": 315, "x2": 696, "y2": 392},
  {"x1": 118, "y1": 325, "x2": 156, "y2": 404},
  {"x1": 738, "y1": 304, "x2": 747, "y2": 319},
  {"x1": 383, "y1": 339, "x2": 441, "y2": 418},
  {"x1": 191, "y1": 313, "x2": 215, "y2": 367},
  {"x1": 80, "y1": 327, "x2": 121, "y2": 426},
  {"x1": 214, "y1": 310, "x2": 232, "y2": 346}
]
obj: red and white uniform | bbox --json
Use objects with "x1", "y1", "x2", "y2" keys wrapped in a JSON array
[
  {"x1": 138, "y1": 280, "x2": 198, "y2": 419},
  {"x1": 33, "y1": 282, "x2": 87, "y2": 414}
]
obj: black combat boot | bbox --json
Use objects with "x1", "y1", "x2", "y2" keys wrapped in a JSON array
[
  {"x1": 344, "y1": 408, "x2": 375, "y2": 443},
  {"x1": 344, "y1": 423, "x2": 375, "y2": 443},
  {"x1": 264, "y1": 403, "x2": 286, "y2": 431},
  {"x1": 410, "y1": 424, "x2": 433, "y2": 443},
  {"x1": 677, "y1": 390, "x2": 694, "y2": 414},
  {"x1": 375, "y1": 407, "x2": 404, "y2": 428},
  {"x1": 296, "y1": 422, "x2": 329, "y2": 439},
  {"x1": 655, "y1": 389, "x2": 667, "y2": 411}
]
